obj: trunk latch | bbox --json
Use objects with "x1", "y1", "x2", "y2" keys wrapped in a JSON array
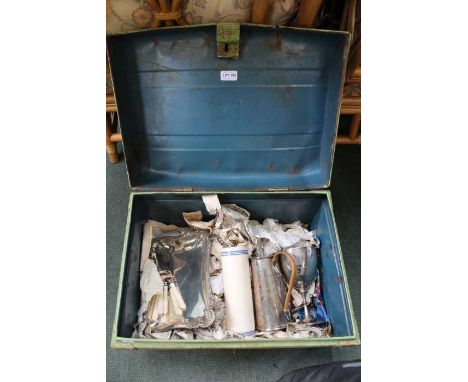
[{"x1": 217, "y1": 23, "x2": 240, "y2": 59}]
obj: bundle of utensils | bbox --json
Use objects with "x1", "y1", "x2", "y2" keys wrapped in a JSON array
[{"x1": 145, "y1": 240, "x2": 186, "y2": 324}]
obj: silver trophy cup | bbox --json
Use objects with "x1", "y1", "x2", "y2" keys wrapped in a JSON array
[{"x1": 280, "y1": 245, "x2": 318, "y2": 322}]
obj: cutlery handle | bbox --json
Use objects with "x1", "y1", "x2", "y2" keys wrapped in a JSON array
[
  {"x1": 171, "y1": 283, "x2": 186, "y2": 310},
  {"x1": 162, "y1": 284, "x2": 169, "y2": 315},
  {"x1": 169, "y1": 285, "x2": 183, "y2": 316},
  {"x1": 156, "y1": 292, "x2": 164, "y2": 315},
  {"x1": 147, "y1": 294, "x2": 157, "y2": 320}
]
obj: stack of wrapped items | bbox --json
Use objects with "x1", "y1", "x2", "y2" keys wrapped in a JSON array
[{"x1": 133, "y1": 195, "x2": 331, "y2": 340}]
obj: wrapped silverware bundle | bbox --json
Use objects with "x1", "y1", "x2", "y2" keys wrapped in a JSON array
[{"x1": 133, "y1": 195, "x2": 331, "y2": 340}]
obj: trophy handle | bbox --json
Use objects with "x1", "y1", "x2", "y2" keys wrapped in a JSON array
[{"x1": 273, "y1": 251, "x2": 297, "y2": 314}]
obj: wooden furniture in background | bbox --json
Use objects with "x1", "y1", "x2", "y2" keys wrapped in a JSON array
[
  {"x1": 106, "y1": 56, "x2": 121, "y2": 164},
  {"x1": 337, "y1": 0, "x2": 361, "y2": 144},
  {"x1": 145, "y1": 0, "x2": 188, "y2": 28},
  {"x1": 251, "y1": 0, "x2": 270, "y2": 24},
  {"x1": 106, "y1": 95, "x2": 121, "y2": 163},
  {"x1": 338, "y1": 93, "x2": 361, "y2": 144},
  {"x1": 294, "y1": 0, "x2": 323, "y2": 27}
]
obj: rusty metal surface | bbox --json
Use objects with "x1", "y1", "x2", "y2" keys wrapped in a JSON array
[{"x1": 107, "y1": 24, "x2": 349, "y2": 191}]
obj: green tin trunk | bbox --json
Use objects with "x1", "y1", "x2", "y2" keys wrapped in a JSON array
[
  {"x1": 111, "y1": 191, "x2": 359, "y2": 350},
  {"x1": 108, "y1": 24, "x2": 359, "y2": 350}
]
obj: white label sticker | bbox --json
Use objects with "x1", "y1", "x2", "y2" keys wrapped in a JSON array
[{"x1": 220, "y1": 70, "x2": 238, "y2": 81}]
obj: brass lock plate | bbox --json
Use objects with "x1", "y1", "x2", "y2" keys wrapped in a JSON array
[{"x1": 216, "y1": 23, "x2": 240, "y2": 59}]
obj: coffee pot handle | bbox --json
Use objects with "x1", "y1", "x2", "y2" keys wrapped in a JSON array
[{"x1": 273, "y1": 251, "x2": 297, "y2": 314}]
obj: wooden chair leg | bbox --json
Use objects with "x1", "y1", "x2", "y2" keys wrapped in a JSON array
[
  {"x1": 346, "y1": 40, "x2": 361, "y2": 81},
  {"x1": 159, "y1": 0, "x2": 174, "y2": 26},
  {"x1": 106, "y1": 112, "x2": 119, "y2": 163},
  {"x1": 349, "y1": 113, "x2": 361, "y2": 141},
  {"x1": 337, "y1": 112, "x2": 361, "y2": 144}
]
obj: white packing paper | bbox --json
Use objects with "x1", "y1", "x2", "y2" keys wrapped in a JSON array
[
  {"x1": 247, "y1": 218, "x2": 319, "y2": 257},
  {"x1": 202, "y1": 194, "x2": 224, "y2": 229},
  {"x1": 134, "y1": 195, "x2": 329, "y2": 341},
  {"x1": 140, "y1": 222, "x2": 153, "y2": 271},
  {"x1": 182, "y1": 211, "x2": 215, "y2": 232},
  {"x1": 140, "y1": 259, "x2": 164, "y2": 303},
  {"x1": 210, "y1": 273, "x2": 224, "y2": 296}
]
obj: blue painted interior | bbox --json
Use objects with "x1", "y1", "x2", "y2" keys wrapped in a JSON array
[
  {"x1": 118, "y1": 193, "x2": 354, "y2": 339},
  {"x1": 108, "y1": 25, "x2": 349, "y2": 190},
  {"x1": 311, "y1": 199, "x2": 353, "y2": 336}
]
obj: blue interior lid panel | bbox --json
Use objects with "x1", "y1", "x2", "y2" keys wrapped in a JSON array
[{"x1": 108, "y1": 25, "x2": 349, "y2": 190}]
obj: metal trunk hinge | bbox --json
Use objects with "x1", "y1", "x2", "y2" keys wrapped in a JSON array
[{"x1": 170, "y1": 187, "x2": 193, "y2": 192}]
